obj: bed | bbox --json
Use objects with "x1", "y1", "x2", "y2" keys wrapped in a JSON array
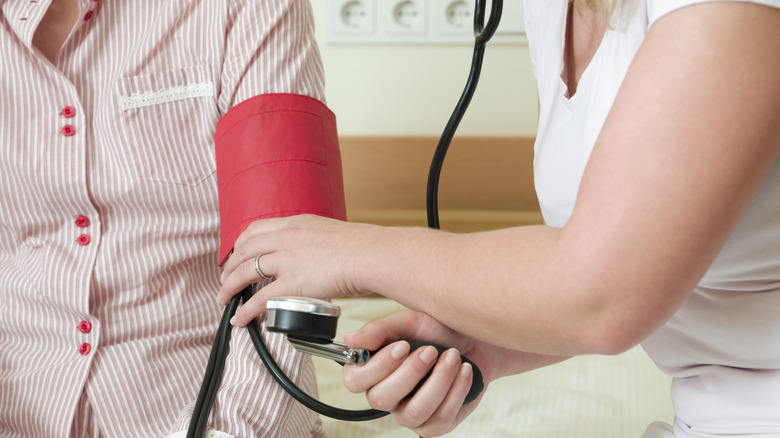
[{"x1": 311, "y1": 137, "x2": 675, "y2": 437}]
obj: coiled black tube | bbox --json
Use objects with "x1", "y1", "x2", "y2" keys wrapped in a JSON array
[{"x1": 426, "y1": 0, "x2": 502, "y2": 230}]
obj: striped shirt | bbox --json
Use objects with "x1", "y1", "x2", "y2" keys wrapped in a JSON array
[{"x1": 0, "y1": 0, "x2": 328, "y2": 436}]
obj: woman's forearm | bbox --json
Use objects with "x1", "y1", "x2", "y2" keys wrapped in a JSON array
[{"x1": 349, "y1": 224, "x2": 625, "y2": 357}]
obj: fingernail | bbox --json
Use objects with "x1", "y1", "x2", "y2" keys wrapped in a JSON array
[
  {"x1": 460, "y1": 362, "x2": 472, "y2": 377},
  {"x1": 419, "y1": 346, "x2": 437, "y2": 365},
  {"x1": 230, "y1": 316, "x2": 238, "y2": 326},
  {"x1": 391, "y1": 341, "x2": 410, "y2": 360},
  {"x1": 444, "y1": 348, "x2": 460, "y2": 366}
]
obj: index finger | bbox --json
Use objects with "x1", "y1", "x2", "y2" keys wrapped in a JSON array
[{"x1": 220, "y1": 215, "x2": 295, "y2": 276}]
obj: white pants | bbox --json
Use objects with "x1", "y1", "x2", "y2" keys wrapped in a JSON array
[{"x1": 642, "y1": 422, "x2": 675, "y2": 438}]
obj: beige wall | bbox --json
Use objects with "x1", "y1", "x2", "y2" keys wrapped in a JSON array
[{"x1": 310, "y1": 2, "x2": 539, "y2": 137}]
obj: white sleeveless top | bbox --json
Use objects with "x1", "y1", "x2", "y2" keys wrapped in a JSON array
[{"x1": 523, "y1": 1, "x2": 780, "y2": 436}]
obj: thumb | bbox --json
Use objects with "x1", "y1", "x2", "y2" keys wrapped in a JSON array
[{"x1": 344, "y1": 310, "x2": 425, "y2": 350}]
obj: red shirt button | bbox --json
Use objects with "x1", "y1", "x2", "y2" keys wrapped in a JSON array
[
  {"x1": 79, "y1": 343, "x2": 91, "y2": 355},
  {"x1": 84, "y1": 11, "x2": 93, "y2": 21},
  {"x1": 78, "y1": 321, "x2": 92, "y2": 334},
  {"x1": 61, "y1": 106, "x2": 76, "y2": 118},
  {"x1": 77, "y1": 234, "x2": 91, "y2": 245},
  {"x1": 62, "y1": 125, "x2": 75, "y2": 136},
  {"x1": 75, "y1": 215, "x2": 90, "y2": 228}
]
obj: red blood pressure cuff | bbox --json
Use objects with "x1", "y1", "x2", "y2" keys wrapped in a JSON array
[{"x1": 215, "y1": 93, "x2": 347, "y2": 266}]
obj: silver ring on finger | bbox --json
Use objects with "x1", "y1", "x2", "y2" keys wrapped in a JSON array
[{"x1": 254, "y1": 254, "x2": 272, "y2": 281}]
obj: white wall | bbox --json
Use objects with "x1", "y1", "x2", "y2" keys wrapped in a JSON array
[{"x1": 310, "y1": 1, "x2": 539, "y2": 137}]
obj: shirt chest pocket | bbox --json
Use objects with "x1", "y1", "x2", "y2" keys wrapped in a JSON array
[{"x1": 116, "y1": 64, "x2": 218, "y2": 186}]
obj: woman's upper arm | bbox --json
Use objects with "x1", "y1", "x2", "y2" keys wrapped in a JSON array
[{"x1": 561, "y1": 2, "x2": 780, "y2": 350}]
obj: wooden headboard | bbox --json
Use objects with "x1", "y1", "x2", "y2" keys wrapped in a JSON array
[{"x1": 339, "y1": 136, "x2": 543, "y2": 232}]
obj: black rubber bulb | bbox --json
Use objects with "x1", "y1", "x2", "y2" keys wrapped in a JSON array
[{"x1": 402, "y1": 340, "x2": 484, "y2": 405}]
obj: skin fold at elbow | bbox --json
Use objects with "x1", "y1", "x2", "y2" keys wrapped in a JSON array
[{"x1": 561, "y1": 281, "x2": 686, "y2": 357}]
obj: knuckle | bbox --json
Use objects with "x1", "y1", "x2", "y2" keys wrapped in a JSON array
[
  {"x1": 244, "y1": 220, "x2": 260, "y2": 234},
  {"x1": 429, "y1": 404, "x2": 457, "y2": 427},
  {"x1": 341, "y1": 369, "x2": 362, "y2": 393},
  {"x1": 282, "y1": 224, "x2": 304, "y2": 238},
  {"x1": 414, "y1": 423, "x2": 451, "y2": 438},
  {"x1": 365, "y1": 389, "x2": 395, "y2": 412},
  {"x1": 436, "y1": 399, "x2": 461, "y2": 420},
  {"x1": 232, "y1": 248, "x2": 251, "y2": 265},
  {"x1": 407, "y1": 358, "x2": 436, "y2": 379},
  {"x1": 401, "y1": 402, "x2": 430, "y2": 426}
]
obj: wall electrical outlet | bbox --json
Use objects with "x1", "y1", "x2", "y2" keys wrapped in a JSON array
[
  {"x1": 325, "y1": 0, "x2": 525, "y2": 44},
  {"x1": 385, "y1": 0, "x2": 428, "y2": 34},
  {"x1": 331, "y1": 0, "x2": 376, "y2": 35},
  {"x1": 439, "y1": 0, "x2": 472, "y2": 34}
]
